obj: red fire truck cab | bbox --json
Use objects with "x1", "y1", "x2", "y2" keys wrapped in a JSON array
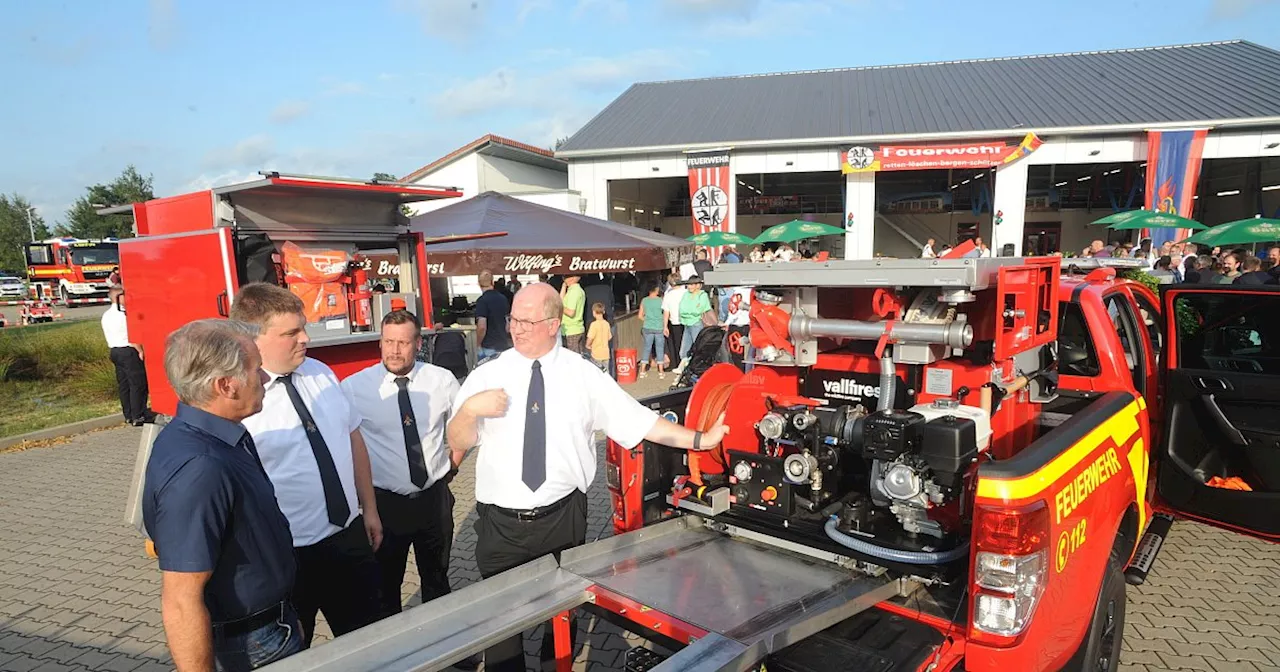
[
  {"x1": 24, "y1": 237, "x2": 120, "y2": 304},
  {"x1": 114, "y1": 173, "x2": 461, "y2": 415}
]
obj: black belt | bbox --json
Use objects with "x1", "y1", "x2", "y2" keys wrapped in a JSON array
[
  {"x1": 487, "y1": 491, "x2": 577, "y2": 522},
  {"x1": 213, "y1": 601, "x2": 286, "y2": 637}
]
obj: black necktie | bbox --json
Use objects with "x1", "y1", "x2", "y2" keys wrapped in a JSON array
[
  {"x1": 522, "y1": 361, "x2": 546, "y2": 491},
  {"x1": 278, "y1": 374, "x2": 351, "y2": 527},
  {"x1": 395, "y1": 376, "x2": 429, "y2": 488}
]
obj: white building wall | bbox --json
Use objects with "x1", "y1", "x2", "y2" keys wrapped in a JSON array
[
  {"x1": 477, "y1": 155, "x2": 567, "y2": 193},
  {"x1": 566, "y1": 127, "x2": 1280, "y2": 257},
  {"x1": 406, "y1": 154, "x2": 479, "y2": 216}
]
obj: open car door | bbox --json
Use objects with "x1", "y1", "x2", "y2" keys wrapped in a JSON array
[{"x1": 1155, "y1": 284, "x2": 1280, "y2": 541}]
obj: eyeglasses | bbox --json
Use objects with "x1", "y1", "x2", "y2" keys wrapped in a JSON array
[{"x1": 506, "y1": 315, "x2": 556, "y2": 332}]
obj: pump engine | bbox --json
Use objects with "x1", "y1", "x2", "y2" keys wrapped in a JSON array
[{"x1": 614, "y1": 256, "x2": 1063, "y2": 575}]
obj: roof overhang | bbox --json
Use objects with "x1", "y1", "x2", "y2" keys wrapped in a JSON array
[
  {"x1": 476, "y1": 142, "x2": 567, "y2": 172},
  {"x1": 554, "y1": 115, "x2": 1280, "y2": 159},
  {"x1": 213, "y1": 173, "x2": 463, "y2": 203}
]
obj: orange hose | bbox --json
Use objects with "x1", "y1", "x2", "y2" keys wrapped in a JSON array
[{"x1": 688, "y1": 382, "x2": 735, "y2": 485}]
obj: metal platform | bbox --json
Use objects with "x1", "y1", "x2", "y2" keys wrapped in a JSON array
[
  {"x1": 264, "y1": 516, "x2": 906, "y2": 672},
  {"x1": 703, "y1": 257, "x2": 1036, "y2": 290}
]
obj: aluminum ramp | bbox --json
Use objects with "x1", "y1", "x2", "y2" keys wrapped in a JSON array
[{"x1": 263, "y1": 516, "x2": 909, "y2": 672}]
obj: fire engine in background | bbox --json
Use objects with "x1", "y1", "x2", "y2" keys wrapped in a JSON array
[
  {"x1": 107, "y1": 172, "x2": 462, "y2": 416},
  {"x1": 258, "y1": 255, "x2": 1277, "y2": 672},
  {"x1": 23, "y1": 237, "x2": 119, "y2": 304}
]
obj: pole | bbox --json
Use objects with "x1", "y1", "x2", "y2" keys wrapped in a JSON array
[{"x1": 25, "y1": 207, "x2": 35, "y2": 242}]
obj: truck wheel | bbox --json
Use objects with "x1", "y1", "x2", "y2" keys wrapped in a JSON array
[
  {"x1": 59, "y1": 286, "x2": 69, "y2": 306},
  {"x1": 1065, "y1": 556, "x2": 1126, "y2": 671}
]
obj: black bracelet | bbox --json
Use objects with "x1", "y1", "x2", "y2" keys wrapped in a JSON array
[{"x1": 693, "y1": 431, "x2": 702, "y2": 451}]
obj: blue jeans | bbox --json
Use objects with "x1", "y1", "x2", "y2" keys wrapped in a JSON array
[
  {"x1": 213, "y1": 602, "x2": 304, "y2": 672},
  {"x1": 641, "y1": 329, "x2": 665, "y2": 368},
  {"x1": 680, "y1": 323, "x2": 704, "y2": 362}
]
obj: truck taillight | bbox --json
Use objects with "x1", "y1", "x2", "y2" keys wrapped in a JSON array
[{"x1": 971, "y1": 501, "x2": 1049, "y2": 644}]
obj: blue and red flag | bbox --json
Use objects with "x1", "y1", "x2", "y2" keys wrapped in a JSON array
[{"x1": 1143, "y1": 129, "x2": 1207, "y2": 247}]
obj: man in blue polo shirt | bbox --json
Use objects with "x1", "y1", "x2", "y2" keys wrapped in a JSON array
[{"x1": 143, "y1": 319, "x2": 300, "y2": 672}]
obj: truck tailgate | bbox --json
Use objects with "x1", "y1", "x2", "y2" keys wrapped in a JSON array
[{"x1": 264, "y1": 516, "x2": 905, "y2": 672}]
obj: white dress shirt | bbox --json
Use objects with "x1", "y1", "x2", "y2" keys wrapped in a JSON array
[
  {"x1": 101, "y1": 305, "x2": 129, "y2": 348},
  {"x1": 451, "y1": 345, "x2": 659, "y2": 510},
  {"x1": 341, "y1": 360, "x2": 459, "y2": 495},
  {"x1": 662, "y1": 287, "x2": 687, "y2": 326},
  {"x1": 243, "y1": 357, "x2": 361, "y2": 547}
]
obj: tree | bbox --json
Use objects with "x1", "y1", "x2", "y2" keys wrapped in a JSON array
[
  {"x1": 553, "y1": 137, "x2": 570, "y2": 151},
  {"x1": 0, "y1": 194, "x2": 50, "y2": 274},
  {"x1": 59, "y1": 165, "x2": 156, "y2": 239},
  {"x1": 373, "y1": 172, "x2": 414, "y2": 217}
]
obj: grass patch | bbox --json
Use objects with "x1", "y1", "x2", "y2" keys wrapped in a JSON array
[{"x1": 0, "y1": 321, "x2": 123, "y2": 437}]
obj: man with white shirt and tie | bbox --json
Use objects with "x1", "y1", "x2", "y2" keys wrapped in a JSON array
[
  {"x1": 447, "y1": 282, "x2": 729, "y2": 672},
  {"x1": 340, "y1": 310, "x2": 460, "y2": 615},
  {"x1": 229, "y1": 283, "x2": 386, "y2": 647},
  {"x1": 101, "y1": 286, "x2": 154, "y2": 426}
]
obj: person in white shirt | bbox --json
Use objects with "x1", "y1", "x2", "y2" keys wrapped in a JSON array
[
  {"x1": 446, "y1": 282, "x2": 728, "y2": 672},
  {"x1": 230, "y1": 283, "x2": 386, "y2": 646},
  {"x1": 340, "y1": 310, "x2": 461, "y2": 617},
  {"x1": 101, "y1": 286, "x2": 154, "y2": 426},
  {"x1": 661, "y1": 272, "x2": 687, "y2": 370},
  {"x1": 921, "y1": 238, "x2": 936, "y2": 258}
]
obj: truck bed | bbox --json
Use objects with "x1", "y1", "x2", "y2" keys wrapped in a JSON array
[{"x1": 262, "y1": 516, "x2": 910, "y2": 672}]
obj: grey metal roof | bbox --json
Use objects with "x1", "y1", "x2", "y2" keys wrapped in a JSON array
[{"x1": 557, "y1": 40, "x2": 1280, "y2": 156}]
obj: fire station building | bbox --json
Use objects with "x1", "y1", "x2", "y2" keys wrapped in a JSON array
[{"x1": 556, "y1": 40, "x2": 1280, "y2": 258}]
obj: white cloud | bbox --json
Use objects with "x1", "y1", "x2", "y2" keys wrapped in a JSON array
[
  {"x1": 517, "y1": 0, "x2": 551, "y2": 22},
  {"x1": 430, "y1": 49, "x2": 687, "y2": 118},
  {"x1": 572, "y1": 0, "x2": 628, "y2": 21},
  {"x1": 661, "y1": 0, "x2": 760, "y2": 17},
  {"x1": 715, "y1": 0, "x2": 845, "y2": 37},
  {"x1": 148, "y1": 0, "x2": 179, "y2": 51},
  {"x1": 1210, "y1": 0, "x2": 1270, "y2": 17},
  {"x1": 182, "y1": 169, "x2": 263, "y2": 192},
  {"x1": 430, "y1": 67, "x2": 521, "y2": 117},
  {"x1": 396, "y1": 0, "x2": 488, "y2": 41},
  {"x1": 269, "y1": 100, "x2": 311, "y2": 124},
  {"x1": 322, "y1": 79, "x2": 365, "y2": 97},
  {"x1": 202, "y1": 135, "x2": 277, "y2": 171}
]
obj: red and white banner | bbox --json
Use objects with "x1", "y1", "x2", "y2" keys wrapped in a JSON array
[
  {"x1": 841, "y1": 133, "x2": 1043, "y2": 173},
  {"x1": 687, "y1": 151, "x2": 731, "y2": 264}
]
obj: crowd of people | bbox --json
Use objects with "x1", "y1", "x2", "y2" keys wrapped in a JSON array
[{"x1": 1079, "y1": 238, "x2": 1280, "y2": 285}]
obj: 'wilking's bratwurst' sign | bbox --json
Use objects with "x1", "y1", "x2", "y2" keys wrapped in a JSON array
[
  {"x1": 409, "y1": 247, "x2": 692, "y2": 277},
  {"x1": 841, "y1": 133, "x2": 1043, "y2": 173}
]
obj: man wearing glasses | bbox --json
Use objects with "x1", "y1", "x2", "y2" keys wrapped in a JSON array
[{"x1": 446, "y1": 282, "x2": 730, "y2": 672}]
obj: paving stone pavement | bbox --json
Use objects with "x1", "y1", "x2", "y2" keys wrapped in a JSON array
[{"x1": 0, "y1": 373, "x2": 1275, "y2": 672}]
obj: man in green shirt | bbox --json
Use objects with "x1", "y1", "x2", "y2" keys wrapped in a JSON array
[{"x1": 560, "y1": 275, "x2": 587, "y2": 354}]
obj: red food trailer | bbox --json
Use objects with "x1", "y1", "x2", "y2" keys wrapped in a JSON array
[{"x1": 114, "y1": 172, "x2": 461, "y2": 415}]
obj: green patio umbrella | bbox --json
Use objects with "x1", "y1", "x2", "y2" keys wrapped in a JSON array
[
  {"x1": 1183, "y1": 217, "x2": 1280, "y2": 246},
  {"x1": 754, "y1": 219, "x2": 845, "y2": 244},
  {"x1": 686, "y1": 230, "x2": 755, "y2": 246},
  {"x1": 1091, "y1": 209, "x2": 1206, "y2": 231}
]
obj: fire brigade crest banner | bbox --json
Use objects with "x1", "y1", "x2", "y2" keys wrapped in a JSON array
[
  {"x1": 1143, "y1": 129, "x2": 1208, "y2": 247},
  {"x1": 840, "y1": 133, "x2": 1043, "y2": 173},
  {"x1": 687, "y1": 151, "x2": 731, "y2": 238}
]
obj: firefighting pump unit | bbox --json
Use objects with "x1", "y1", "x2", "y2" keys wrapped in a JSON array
[
  {"x1": 261, "y1": 257, "x2": 1065, "y2": 672},
  {"x1": 621, "y1": 256, "x2": 1061, "y2": 584}
]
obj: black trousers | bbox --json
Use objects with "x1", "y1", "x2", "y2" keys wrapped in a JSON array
[
  {"x1": 293, "y1": 515, "x2": 386, "y2": 646},
  {"x1": 475, "y1": 491, "x2": 587, "y2": 672},
  {"x1": 108, "y1": 346, "x2": 148, "y2": 422},
  {"x1": 373, "y1": 482, "x2": 455, "y2": 615},
  {"x1": 667, "y1": 324, "x2": 685, "y2": 370}
]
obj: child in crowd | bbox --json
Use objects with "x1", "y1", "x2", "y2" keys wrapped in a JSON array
[{"x1": 586, "y1": 301, "x2": 612, "y2": 372}]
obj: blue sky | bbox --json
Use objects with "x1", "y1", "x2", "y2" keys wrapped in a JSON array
[{"x1": 2, "y1": 0, "x2": 1278, "y2": 225}]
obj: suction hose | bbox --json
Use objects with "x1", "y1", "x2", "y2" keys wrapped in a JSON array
[
  {"x1": 877, "y1": 354, "x2": 894, "y2": 412},
  {"x1": 824, "y1": 517, "x2": 970, "y2": 565}
]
